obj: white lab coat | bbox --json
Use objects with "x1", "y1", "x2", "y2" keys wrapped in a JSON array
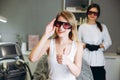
[{"x1": 78, "y1": 23, "x2": 112, "y2": 66}]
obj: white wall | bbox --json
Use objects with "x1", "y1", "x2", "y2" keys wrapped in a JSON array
[{"x1": 0, "y1": 0, "x2": 120, "y2": 52}]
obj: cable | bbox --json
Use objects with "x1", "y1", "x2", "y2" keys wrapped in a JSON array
[
  {"x1": 16, "y1": 59, "x2": 33, "y2": 80},
  {"x1": 0, "y1": 58, "x2": 33, "y2": 80}
]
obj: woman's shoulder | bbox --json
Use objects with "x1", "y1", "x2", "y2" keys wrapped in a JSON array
[
  {"x1": 101, "y1": 23, "x2": 106, "y2": 27},
  {"x1": 46, "y1": 39, "x2": 55, "y2": 47},
  {"x1": 79, "y1": 23, "x2": 87, "y2": 27},
  {"x1": 78, "y1": 23, "x2": 88, "y2": 30},
  {"x1": 101, "y1": 23, "x2": 109, "y2": 30},
  {"x1": 75, "y1": 41, "x2": 83, "y2": 48},
  {"x1": 47, "y1": 39, "x2": 55, "y2": 45}
]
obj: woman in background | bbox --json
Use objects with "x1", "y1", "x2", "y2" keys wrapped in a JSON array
[
  {"x1": 78, "y1": 3, "x2": 112, "y2": 80},
  {"x1": 29, "y1": 10, "x2": 83, "y2": 80}
]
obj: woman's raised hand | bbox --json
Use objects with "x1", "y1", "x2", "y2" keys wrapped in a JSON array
[{"x1": 45, "y1": 19, "x2": 56, "y2": 38}]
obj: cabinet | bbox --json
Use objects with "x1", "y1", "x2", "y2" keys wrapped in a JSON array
[
  {"x1": 63, "y1": 0, "x2": 92, "y2": 25},
  {"x1": 105, "y1": 58, "x2": 120, "y2": 80},
  {"x1": 104, "y1": 53, "x2": 120, "y2": 80}
]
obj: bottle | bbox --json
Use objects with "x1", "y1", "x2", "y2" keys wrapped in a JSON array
[
  {"x1": 79, "y1": 17, "x2": 82, "y2": 25},
  {"x1": 21, "y1": 42, "x2": 27, "y2": 54}
]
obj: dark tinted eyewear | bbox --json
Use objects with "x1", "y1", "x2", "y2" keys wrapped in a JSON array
[
  {"x1": 54, "y1": 20, "x2": 72, "y2": 29},
  {"x1": 88, "y1": 11, "x2": 98, "y2": 16}
]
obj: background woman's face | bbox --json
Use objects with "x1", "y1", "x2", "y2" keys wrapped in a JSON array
[{"x1": 88, "y1": 7, "x2": 98, "y2": 21}]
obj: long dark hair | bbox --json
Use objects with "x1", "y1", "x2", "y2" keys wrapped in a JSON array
[{"x1": 87, "y1": 3, "x2": 103, "y2": 32}]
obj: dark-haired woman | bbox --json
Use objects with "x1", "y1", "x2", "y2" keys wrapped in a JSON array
[{"x1": 78, "y1": 3, "x2": 112, "y2": 80}]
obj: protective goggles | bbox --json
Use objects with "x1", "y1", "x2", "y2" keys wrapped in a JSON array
[
  {"x1": 88, "y1": 11, "x2": 98, "y2": 16},
  {"x1": 54, "y1": 20, "x2": 72, "y2": 29}
]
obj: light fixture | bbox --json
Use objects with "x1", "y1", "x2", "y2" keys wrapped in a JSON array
[{"x1": 0, "y1": 16, "x2": 7, "y2": 23}]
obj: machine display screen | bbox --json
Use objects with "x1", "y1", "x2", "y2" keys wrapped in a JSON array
[{"x1": 0, "y1": 44, "x2": 18, "y2": 58}]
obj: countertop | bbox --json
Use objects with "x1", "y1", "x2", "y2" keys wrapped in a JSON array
[
  {"x1": 104, "y1": 52, "x2": 120, "y2": 59},
  {"x1": 23, "y1": 51, "x2": 120, "y2": 59}
]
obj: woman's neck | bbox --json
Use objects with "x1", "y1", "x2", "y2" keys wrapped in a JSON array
[
  {"x1": 87, "y1": 20, "x2": 96, "y2": 24},
  {"x1": 56, "y1": 37, "x2": 71, "y2": 45}
]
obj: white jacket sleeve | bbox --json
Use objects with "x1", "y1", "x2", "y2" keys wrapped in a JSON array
[{"x1": 102, "y1": 24, "x2": 112, "y2": 50}]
